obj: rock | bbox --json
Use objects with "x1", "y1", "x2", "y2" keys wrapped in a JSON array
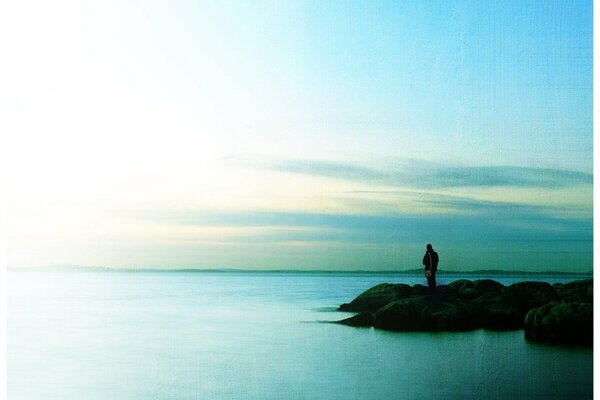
[
  {"x1": 553, "y1": 279, "x2": 592, "y2": 303},
  {"x1": 418, "y1": 299, "x2": 481, "y2": 331},
  {"x1": 524, "y1": 301, "x2": 593, "y2": 345},
  {"x1": 472, "y1": 279, "x2": 505, "y2": 293},
  {"x1": 410, "y1": 284, "x2": 430, "y2": 297},
  {"x1": 507, "y1": 281, "x2": 559, "y2": 316},
  {"x1": 471, "y1": 288, "x2": 522, "y2": 329},
  {"x1": 337, "y1": 312, "x2": 374, "y2": 327},
  {"x1": 477, "y1": 302, "x2": 522, "y2": 330},
  {"x1": 373, "y1": 296, "x2": 480, "y2": 332},
  {"x1": 336, "y1": 278, "x2": 593, "y2": 345},
  {"x1": 471, "y1": 288, "x2": 515, "y2": 308},
  {"x1": 448, "y1": 279, "x2": 473, "y2": 292},
  {"x1": 339, "y1": 283, "x2": 412, "y2": 313},
  {"x1": 448, "y1": 279, "x2": 478, "y2": 300},
  {"x1": 372, "y1": 296, "x2": 427, "y2": 331},
  {"x1": 430, "y1": 284, "x2": 458, "y2": 300},
  {"x1": 449, "y1": 279, "x2": 504, "y2": 301}
]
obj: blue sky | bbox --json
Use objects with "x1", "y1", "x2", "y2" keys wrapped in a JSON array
[{"x1": 3, "y1": 0, "x2": 592, "y2": 271}]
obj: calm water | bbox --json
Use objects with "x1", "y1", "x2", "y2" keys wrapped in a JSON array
[{"x1": 8, "y1": 270, "x2": 593, "y2": 400}]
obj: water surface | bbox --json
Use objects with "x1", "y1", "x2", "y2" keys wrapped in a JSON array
[{"x1": 8, "y1": 270, "x2": 593, "y2": 399}]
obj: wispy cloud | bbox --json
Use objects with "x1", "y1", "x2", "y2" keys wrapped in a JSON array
[
  {"x1": 244, "y1": 158, "x2": 592, "y2": 189},
  {"x1": 141, "y1": 202, "x2": 591, "y2": 246}
]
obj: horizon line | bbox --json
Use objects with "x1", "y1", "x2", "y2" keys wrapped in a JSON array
[{"x1": 7, "y1": 266, "x2": 593, "y2": 275}]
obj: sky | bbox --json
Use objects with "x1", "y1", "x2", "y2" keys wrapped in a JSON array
[{"x1": 1, "y1": 0, "x2": 593, "y2": 272}]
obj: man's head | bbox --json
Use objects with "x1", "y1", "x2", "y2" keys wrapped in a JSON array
[{"x1": 426, "y1": 244, "x2": 433, "y2": 251}]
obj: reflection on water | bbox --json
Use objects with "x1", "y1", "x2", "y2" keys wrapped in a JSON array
[{"x1": 8, "y1": 270, "x2": 593, "y2": 400}]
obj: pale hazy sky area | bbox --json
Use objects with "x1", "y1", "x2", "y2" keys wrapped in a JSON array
[{"x1": 2, "y1": 1, "x2": 592, "y2": 272}]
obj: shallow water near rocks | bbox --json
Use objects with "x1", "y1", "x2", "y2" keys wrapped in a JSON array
[{"x1": 8, "y1": 270, "x2": 592, "y2": 400}]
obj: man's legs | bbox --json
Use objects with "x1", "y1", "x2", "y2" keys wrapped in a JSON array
[{"x1": 427, "y1": 274, "x2": 437, "y2": 292}]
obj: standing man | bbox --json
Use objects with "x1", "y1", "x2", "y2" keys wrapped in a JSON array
[{"x1": 423, "y1": 244, "x2": 439, "y2": 292}]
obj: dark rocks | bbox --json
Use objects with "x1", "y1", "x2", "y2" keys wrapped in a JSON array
[
  {"x1": 525, "y1": 301, "x2": 593, "y2": 345},
  {"x1": 448, "y1": 279, "x2": 478, "y2": 300},
  {"x1": 419, "y1": 299, "x2": 480, "y2": 331},
  {"x1": 373, "y1": 298, "x2": 424, "y2": 331},
  {"x1": 470, "y1": 287, "x2": 521, "y2": 329},
  {"x1": 410, "y1": 284, "x2": 430, "y2": 298},
  {"x1": 339, "y1": 283, "x2": 412, "y2": 313},
  {"x1": 431, "y1": 284, "x2": 458, "y2": 299},
  {"x1": 337, "y1": 312, "x2": 374, "y2": 327},
  {"x1": 553, "y1": 279, "x2": 593, "y2": 303},
  {"x1": 472, "y1": 279, "x2": 505, "y2": 293},
  {"x1": 507, "y1": 281, "x2": 559, "y2": 316},
  {"x1": 336, "y1": 278, "x2": 592, "y2": 346},
  {"x1": 450, "y1": 279, "x2": 504, "y2": 301},
  {"x1": 478, "y1": 302, "x2": 522, "y2": 330},
  {"x1": 373, "y1": 296, "x2": 480, "y2": 331}
]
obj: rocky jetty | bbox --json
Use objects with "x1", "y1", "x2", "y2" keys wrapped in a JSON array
[{"x1": 337, "y1": 278, "x2": 592, "y2": 346}]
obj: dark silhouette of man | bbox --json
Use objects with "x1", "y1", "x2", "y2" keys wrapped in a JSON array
[{"x1": 423, "y1": 244, "x2": 439, "y2": 292}]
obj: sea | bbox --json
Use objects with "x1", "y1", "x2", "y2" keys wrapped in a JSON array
[{"x1": 7, "y1": 270, "x2": 593, "y2": 400}]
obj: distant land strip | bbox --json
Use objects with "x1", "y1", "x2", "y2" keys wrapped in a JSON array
[{"x1": 8, "y1": 266, "x2": 593, "y2": 276}]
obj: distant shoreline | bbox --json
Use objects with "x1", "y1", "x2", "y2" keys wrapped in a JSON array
[{"x1": 7, "y1": 266, "x2": 593, "y2": 276}]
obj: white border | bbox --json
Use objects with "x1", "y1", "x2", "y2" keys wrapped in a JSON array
[{"x1": 593, "y1": 0, "x2": 598, "y2": 399}]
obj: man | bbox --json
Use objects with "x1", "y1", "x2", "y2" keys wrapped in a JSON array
[{"x1": 422, "y1": 244, "x2": 439, "y2": 292}]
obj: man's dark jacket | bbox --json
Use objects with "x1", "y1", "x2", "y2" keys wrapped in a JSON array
[{"x1": 423, "y1": 250, "x2": 439, "y2": 273}]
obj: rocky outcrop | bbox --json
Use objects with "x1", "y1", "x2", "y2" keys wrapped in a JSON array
[
  {"x1": 337, "y1": 311, "x2": 374, "y2": 327},
  {"x1": 339, "y1": 283, "x2": 412, "y2": 313},
  {"x1": 336, "y1": 278, "x2": 592, "y2": 346},
  {"x1": 524, "y1": 301, "x2": 593, "y2": 345},
  {"x1": 372, "y1": 295, "x2": 480, "y2": 331},
  {"x1": 553, "y1": 279, "x2": 593, "y2": 303},
  {"x1": 507, "y1": 281, "x2": 559, "y2": 316}
]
